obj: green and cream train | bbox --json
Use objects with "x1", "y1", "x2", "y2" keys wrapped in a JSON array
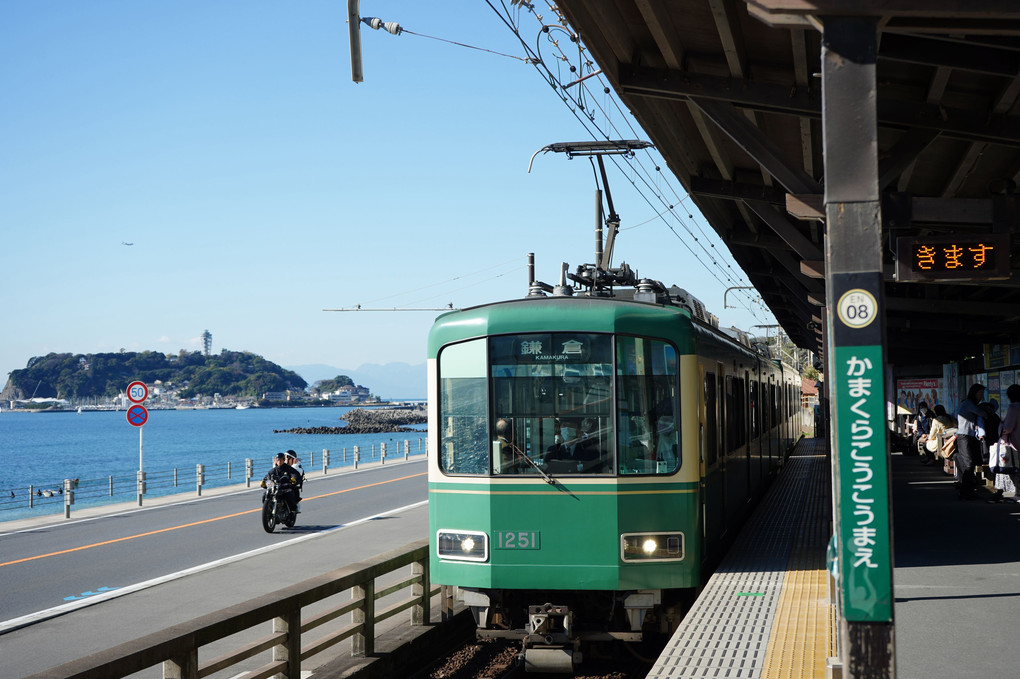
[{"x1": 427, "y1": 276, "x2": 800, "y2": 671}]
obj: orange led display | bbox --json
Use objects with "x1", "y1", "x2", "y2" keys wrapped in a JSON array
[{"x1": 895, "y1": 234, "x2": 1011, "y2": 281}]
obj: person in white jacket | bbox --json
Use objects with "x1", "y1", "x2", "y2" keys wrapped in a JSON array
[{"x1": 992, "y1": 384, "x2": 1020, "y2": 502}]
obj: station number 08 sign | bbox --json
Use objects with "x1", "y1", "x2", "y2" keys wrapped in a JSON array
[{"x1": 837, "y1": 289, "x2": 877, "y2": 329}]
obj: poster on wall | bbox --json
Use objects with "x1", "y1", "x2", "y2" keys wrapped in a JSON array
[
  {"x1": 985, "y1": 344, "x2": 1010, "y2": 369},
  {"x1": 998, "y1": 370, "x2": 1016, "y2": 404},
  {"x1": 943, "y1": 363, "x2": 960, "y2": 417},
  {"x1": 896, "y1": 378, "x2": 940, "y2": 413},
  {"x1": 989, "y1": 373, "x2": 1001, "y2": 404}
]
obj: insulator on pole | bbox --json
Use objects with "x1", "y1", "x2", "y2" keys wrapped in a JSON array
[{"x1": 363, "y1": 17, "x2": 402, "y2": 35}]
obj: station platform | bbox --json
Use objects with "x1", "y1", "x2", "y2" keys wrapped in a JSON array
[{"x1": 647, "y1": 436, "x2": 1020, "y2": 679}]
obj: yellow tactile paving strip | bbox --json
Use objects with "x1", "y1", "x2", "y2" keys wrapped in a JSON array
[
  {"x1": 761, "y1": 441, "x2": 833, "y2": 678},
  {"x1": 648, "y1": 440, "x2": 834, "y2": 678}
]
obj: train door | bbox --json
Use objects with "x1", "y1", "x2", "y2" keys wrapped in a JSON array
[
  {"x1": 738, "y1": 374, "x2": 750, "y2": 502},
  {"x1": 749, "y1": 375, "x2": 760, "y2": 485},
  {"x1": 701, "y1": 366, "x2": 725, "y2": 560},
  {"x1": 769, "y1": 379, "x2": 778, "y2": 464},
  {"x1": 767, "y1": 375, "x2": 771, "y2": 464},
  {"x1": 724, "y1": 373, "x2": 749, "y2": 528}
]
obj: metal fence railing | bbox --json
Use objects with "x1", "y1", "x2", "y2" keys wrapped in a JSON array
[
  {"x1": 22, "y1": 539, "x2": 455, "y2": 679},
  {"x1": 2, "y1": 438, "x2": 428, "y2": 521}
]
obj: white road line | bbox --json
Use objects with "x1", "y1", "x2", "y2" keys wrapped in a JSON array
[{"x1": 0, "y1": 500, "x2": 427, "y2": 634}]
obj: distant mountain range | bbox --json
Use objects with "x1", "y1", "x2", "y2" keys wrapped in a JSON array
[{"x1": 288, "y1": 362, "x2": 425, "y2": 400}]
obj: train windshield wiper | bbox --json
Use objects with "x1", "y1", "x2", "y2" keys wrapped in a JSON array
[{"x1": 509, "y1": 445, "x2": 556, "y2": 485}]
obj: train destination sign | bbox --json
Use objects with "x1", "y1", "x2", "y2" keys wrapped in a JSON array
[
  {"x1": 895, "y1": 234, "x2": 1011, "y2": 281},
  {"x1": 497, "y1": 333, "x2": 607, "y2": 365}
]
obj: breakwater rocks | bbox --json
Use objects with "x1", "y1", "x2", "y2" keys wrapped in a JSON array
[{"x1": 274, "y1": 407, "x2": 427, "y2": 435}]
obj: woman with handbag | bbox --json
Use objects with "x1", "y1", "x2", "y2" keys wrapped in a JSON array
[
  {"x1": 923, "y1": 404, "x2": 955, "y2": 465},
  {"x1": 992, "y1": 384, "x2": 1020, "y2": 503}
]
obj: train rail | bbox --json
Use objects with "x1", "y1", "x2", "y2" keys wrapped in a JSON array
[{"x1": 411, "y1": 636, "x2": 659, "y2": 679}]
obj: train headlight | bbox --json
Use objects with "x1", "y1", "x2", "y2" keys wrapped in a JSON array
[
  {"x1": 437, "y1": 530, "x2": 489, "y2": 562},
  {"x1": 621, "y1": 532, "x2": 685, "y2": 562}
]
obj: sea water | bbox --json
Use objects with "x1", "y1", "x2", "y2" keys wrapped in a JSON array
[{"x1": 0, "y1": 406, "x2": 427, "y2": 522}]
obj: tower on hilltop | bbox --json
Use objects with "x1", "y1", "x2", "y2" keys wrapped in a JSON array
[{"x1": 202, "y1": 330, "x2": 212, "y2": 356}]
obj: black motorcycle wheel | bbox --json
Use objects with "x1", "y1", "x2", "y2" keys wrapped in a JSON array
[
  {"x1": 262, "y1": 498, "x2": 277, "y2": 533},
  {"x1": 284, "y1": 508, "x2": 296, "y2": 528}
]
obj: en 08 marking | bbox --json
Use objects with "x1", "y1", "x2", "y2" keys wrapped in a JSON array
[{"x1": 495, "y1": 531, "x2": 540, "y2": 550}]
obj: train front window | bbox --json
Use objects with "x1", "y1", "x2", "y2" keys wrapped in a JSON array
[
  {"x1": 616, "y1": 337, "x2": 679, "y2": 475},
  {"x1": 490, "y1": 334, "x2": 614, "y2": 476},
  {"x1": 438, "y1": 338, "x2": 489, "y2": 475}
]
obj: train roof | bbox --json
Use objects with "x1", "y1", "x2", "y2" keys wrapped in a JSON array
[{"x1": 427, "y1": 293, "x2": 777, "y2": 365}]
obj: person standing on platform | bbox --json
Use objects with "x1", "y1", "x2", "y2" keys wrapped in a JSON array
[
  {"x1": 994, "y1": 385, "x2": 1020, "y2": 503},
  {"x1": 956, "y1": 383, "x2": 986, "y2": 500},
  {"x1": 980, "y1": 400, "x2": 1001, "y2": 464}
]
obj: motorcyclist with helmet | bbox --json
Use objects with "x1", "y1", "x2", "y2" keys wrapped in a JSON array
[
  {"x1": 261, "y1": 452, "x2": 301, "y2": 515},
  {"x1": 284, "y1": 450, "x2": 305, "y2": 512}
]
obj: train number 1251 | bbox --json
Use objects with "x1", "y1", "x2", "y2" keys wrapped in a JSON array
[{"x1": 495, "y1": 531, "x2": 541, "y2": 550}]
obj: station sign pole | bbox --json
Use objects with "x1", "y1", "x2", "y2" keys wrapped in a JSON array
[{"x1": 821, "y1": 16, "x2": 895, "y2": 678}]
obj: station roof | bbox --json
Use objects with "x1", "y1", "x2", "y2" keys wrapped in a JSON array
[{"x1": 554, "y1": 1, "x2": 1020, "y2": 367}]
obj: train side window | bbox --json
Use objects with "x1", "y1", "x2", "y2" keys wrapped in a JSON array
[
  {"x1": 725, "y1": 375, "x2": 746, "y2": 454},
  {"x1": 616, "y1": 337, "x2": 679, "y2": 475},
  {"x1": 704, "y1": 373, "x2": 718, "y2": 465},
  {"x1": 437, "y1": 339, "x2": 489, "y2": 475}
]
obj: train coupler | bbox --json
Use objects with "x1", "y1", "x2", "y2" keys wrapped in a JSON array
[{"x1": 521, "y1": 603, "x2": 579, "y2": 672}]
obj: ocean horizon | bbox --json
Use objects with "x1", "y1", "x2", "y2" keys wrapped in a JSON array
[{"x1": 0, "y1": 406, "x2": 427, "y2": 522}]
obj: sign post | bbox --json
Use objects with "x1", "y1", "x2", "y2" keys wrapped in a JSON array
[
  {"x1": 126, "y1": 382, "x2": 149, "y2": 505},
  {"x1": 821, "y1": 16, "x2": 895, "y2": 677}
]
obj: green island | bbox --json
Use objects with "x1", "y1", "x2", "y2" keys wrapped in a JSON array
[{"x1": 0, "y1": 351, "x2": 371, "y2": 410}]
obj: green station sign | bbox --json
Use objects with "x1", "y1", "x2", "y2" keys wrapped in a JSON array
[{"x1": 831, "y1": 274, "x2": 893, "y2": 623}]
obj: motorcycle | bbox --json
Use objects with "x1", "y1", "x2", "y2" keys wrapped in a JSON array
[{"x1": 261, "y1": 478, "x2": 297, "y2": 533}]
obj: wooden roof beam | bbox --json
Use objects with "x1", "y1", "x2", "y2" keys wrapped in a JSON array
[
  {"x1": 744, "y1": 200, "x2": 824, "y2": 261},
  {"x1": 619, "y1": 66, "x2": 1020, "y2": 146},
  {"x1": 791, "y1": 28, "x2": 816, "y2": 178},
  {"x1": 634, "y1": 0, "x2": 685, "y2": 70},
  {"x1": 746, "y1": 1, "x2": 1020, "y2": 19},
  {"x1": 879, "y1": 128, "x2": 941, "y2": 190},
  {"x1": 710, "y1": 0, "x2": 749, "y2": 78},
  {"x1": 688, "y1": 97, "x2": 822, "y2": 194},
  {"x1": 689, "y1": 176, "x2": 788, "y2": 203},
  {"x1": 880, "y1": 32, "x2": 1020, "y2": 77}
]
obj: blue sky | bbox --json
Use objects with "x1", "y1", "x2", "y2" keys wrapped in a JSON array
[{"x1": 1, "y1": 1, "x2": 776, "y2": 386}]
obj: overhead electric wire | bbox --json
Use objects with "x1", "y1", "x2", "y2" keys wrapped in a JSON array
[
  {"x1": 486, "y1": 0, "x2": 772, "y2": 322},
  {"x1": 335, "y1": 257, "x2": 525, "y2": 310},
  {"x1": 400, "y1": 28, "x2": 531, "y2": 62},
  {"x1": 401, "y1": 263, "x2": 526, "y2": 307}
]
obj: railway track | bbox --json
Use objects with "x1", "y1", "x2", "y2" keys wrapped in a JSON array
[{"x1": 410, "y1": 637, "x2": 655, "y2": 679}]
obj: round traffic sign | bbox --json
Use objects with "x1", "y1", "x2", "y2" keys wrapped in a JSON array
[
  {"x1": 127, "y1": 404, "x2": 149, "y2": 427},
  {"x1": 127, "y1": 381, "x2": 149, "y2": 404}
]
